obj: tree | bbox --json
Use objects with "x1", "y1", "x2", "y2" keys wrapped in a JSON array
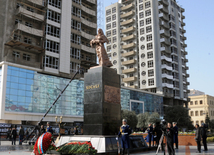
[
  {"x1": 209, "y1": 120, "x2": 214, "y2": 132},
  {"x1": 149, "y1": 112, "x2": 161, "y2": 124},
  {"x1": 121, "y1": 110, "x2": 138, "y2": 129},
  {"x1": 205, "y1": 114, "x2": 210, "y2": 125},
  {"x1": 137, "y1": 112, "x2": 161, "y2": 128},
  {"x1": 164, "y1": 106, "x2": 194, "y2": 130}
]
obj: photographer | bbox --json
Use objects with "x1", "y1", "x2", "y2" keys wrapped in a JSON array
[{"x1": 165, "y1": 123, "x2": 175, "y2": 155}]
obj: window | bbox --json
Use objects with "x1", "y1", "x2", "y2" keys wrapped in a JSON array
[
  {"x1": 196, "y1": 121, "x2": 199, "y2": 124},
  {"x1": 190, "y1": 111, "x2": 194, "y2": 116},
  {"x1": 148, "y1": 69, "x2": 154, "y2": 77},
  {"x1": 13, "y1": 34, "x2": 21, "y2": 41},
  {"x1": 44, "y1": 56, "x2": 59, "y2": 69},
  {"x1": 106, "y1": 16, "x2": 111, "y2": 23},
  {"x1": 145, "y1": 10, "x2": 151, "y2": 17},
  {"x1": 141, "y1": 71, "x2": 146, "y2": 76},
  {"x1": 139, "y1": 4, "x2": 143, "y2": 11},
  {"x1": 27, "y1": 6, "x2": 34, "y2": 12},
  {"x1": 45, "y1": 40, "x2": 60, "y2": 53},
  {"x1": 112, "y1": 22, "x2": 116, "y2": 28},
  {"x1": 147, "y1": 52, "x2": 153, "y2": 59},
  {"x1": 141, "y1": 45, "x2": 145, "y2": 50},
  {"x1": 195, "y1": 101, "x2": 198, "y2": 105},
  {"x1": 145, "y1": 1, "x2": 151, "y2": 9},
  {"x1": 25, "y1": 22, "x2": 32, "y2": 28},
  {"x1": 86, "y1": 56, "x2": 91, "y2": 61},
  {"x1": 139, "y1": 12, "x2": 144, "y2": 19},
  {"x1": 113, "y1": 60, "x2": 117, "y2": 65},
  {"x1": 48, "y1": 0, "x2": 61, "y2": 9},
  {"x1": 148, "y1": 60, "x2": 153, "y2": 68},
  {"x1": 70, "y1": 47, "x2": 80, "y2": 59},
  {"x1": 71, "y1": 33, "x2": 81, "y2": 45},
  {"x1": 47, "y1": 9, "x2": 61, "y2": 23},
  {"x1": 46, "y1": 24, "x2": 60, "y2": 38},
  {"x1": 113, "y1": 37, "x2": 117, "y2": 43},
  {"x1": 200, "y1": 100, "x2": 203, "y2": 105},
  {"x1": 139, "y1": 0, "x2": 143, "y2": 3},
  {"x1": 113, "y1": 52, "x2": 117, "y2": 57},
  {"x1": 106, "y1": 31, "x2": 111, "y2": 37},
  {"x1": 113, "y1": 44, "x2": 117, "y2": 49},
  {"x1": 141, "y1": 62, "x2": 146, "y2": 67},
  {"x1": 140, "y1": 20, "x2": 144, "y2": 27},
  {"x1": 108, "y1": 38, "x2": 111, "y2": 44},
  {"x1": 112, "y1": 14, "x2": 116, "y2": 20},
  {"x1": 106, "y1": 23, "x2": 111, "y2": 30},
  {"x1": 17, "y1": 3, "x2": 23, "y2": 8},
  {"x1": 195, "y1": 111, "x2": 198, "y2": 116},
  {"x1": 71, "y1": 19, "x2": 81, "y2": 31},
  {"x1": 148, "y1": 79, "x2": 154, "y2": 86},
  {"x1": 24, "y1": 37, "x2": 32, "y2": 44},
  {"x1": 190, "y1": 101, "x2": 193, "y2": 105},
  {"x1": 23, "y1": 54, "x2": 30, "y2": 61},
  {"x1": 15, "y1": 19, "x2": 22, "y2": 25},
  {"x1": 72, "y1": 0, "x2": 81, "y2": 5},
  {"x1": 107, "y1": 46, "x2": 111, "y2": 52},
  {"x1": 141, "y1": 53, "x2": 145, "y2": 58},
  {"x1": 13, "y1": 51, "x2": 20, "y2": 58},
  {"x1": 200, "y1": 111, "x2": 203, "y2": 116},
  {"x1": 142, "y1": 80, "x2": 146, "y2": 85},
  {"x1": 147, "y1": 43, "x2": 153, "y2": 50},
  {"x1": 112, "y1": 29, "x2": 116, "y2": 35},
  {"x1": 70, "y1": 62, "x2": 80, "y2": 72},
  {"x1": 146, "y1": 18, "x2": 152, "y2": 25},
  {"x1": 146, "y1": 34, "x2": 152, "y2": 41},
  {"x1": 72, "y1": 6, "x2": 81, "y2": 18},
  {"x1": 112, "y1": 7, "x2": 116, "y2": 13},
  {"x1": 140, "y1": 28, "x2": 144, "y2": 35},
  {"x1": 106, "y1": 9, "x2": 111, "y2": 16},
  {"x1": 146, "y1": 26, "x2": 152, "y2": 33}
]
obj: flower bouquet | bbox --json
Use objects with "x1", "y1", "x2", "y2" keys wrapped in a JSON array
[{"x1": 56, "y1": 141, "x2": 97, "y2": 154}]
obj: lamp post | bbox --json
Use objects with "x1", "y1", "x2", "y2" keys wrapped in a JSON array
[{"x1": 55, "y1": 116, "x2": 63, "y2": 137}]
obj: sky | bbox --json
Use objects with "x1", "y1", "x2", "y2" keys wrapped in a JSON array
[{"x1": 102, "y1": 0, "x2": 214, "y2": 96}]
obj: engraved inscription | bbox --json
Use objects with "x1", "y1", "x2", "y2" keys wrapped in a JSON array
[
  {"x1": 85, "y1": 84, "x2": 100, "y2": 90},
  {"x1": 104, "y1": 85, "x2": 120, "y2": 104}
]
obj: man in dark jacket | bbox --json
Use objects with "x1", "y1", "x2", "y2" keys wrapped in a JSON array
[
  {"x1": 6, "y1": 128, "x2": 11, "y2": 140},
  {"x1": 173, "y1": 122, "x2": 178, "y2": 149},
  {"x1": 195, "y1": 124, "x2": 201, "y2": 153},
  {"x1": 18, "y1": 126, "x2": 24, "y2": 145},
  {"x1": 147, "y1": 123, "x2": 153, "y2": 148},
  {"x1": 201, "y1": 123, "x2": 208, "y2": 151},
  {"x1": 11, "y1": 127, "x2": 17, "y2": 145},
  {"x1": 165, "y1": 123, "x2": 175, "y2": 155},
  {"x1": 40, "y1": 125, "x2": 46, "y2": 135}
]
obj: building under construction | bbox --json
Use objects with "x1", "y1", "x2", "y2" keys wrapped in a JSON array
[{"x1": 0, "y1": 0, "x2": 97, "y2": 125}]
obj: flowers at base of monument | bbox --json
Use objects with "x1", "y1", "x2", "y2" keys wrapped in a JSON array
[
  {"x1": 56, "y1": 141, "x2": 97, "y2": 154},
  {"x1": 34, "y1": 132, "x2": 53, "y2": 155}
]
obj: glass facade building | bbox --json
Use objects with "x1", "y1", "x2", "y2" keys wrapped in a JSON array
[{"x1": 2, "y1": 65, "x2": 163, "y2": 118}]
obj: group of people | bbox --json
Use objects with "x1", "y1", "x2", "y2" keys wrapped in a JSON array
[{"x1": 195, "y1": 123, "x2": 208, "y2": 153}]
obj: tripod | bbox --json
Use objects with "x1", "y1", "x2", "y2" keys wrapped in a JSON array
[{"x1": 156, "y1": 131, "x2": 167, "y2": 155}]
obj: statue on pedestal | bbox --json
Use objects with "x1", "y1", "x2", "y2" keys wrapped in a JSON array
[{"x1": 90, "y1": 29, "x2": 113, "y2": 67}]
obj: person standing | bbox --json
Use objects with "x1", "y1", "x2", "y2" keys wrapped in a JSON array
[
  {"x1": 40, "y1": 125, "x2": 46, "y2": 135},
  {"x1": 6, "y1": 128, "x2": 11, "y2": 140},
  {"x1": 165, "y1": 123, "x2": 175, "y2": 155},
  {"x1": 173, "y1": 122, "x2": 178, "y2": 149},
  {"x1": 74, "y1": 127, "x2": 78, "y2": 135},
  {"x1": 153, "y1": 123, "x2": 157, "y2": 146},
  {"x1": 201, "y1": 123, "x2": 208, "y2": 151},
  {"x1": 46, "y1": 122, "x2": 53, "y2": 134},
  {"x1": 195, "y1": 124, "x2": 201, "y2": 153},
  {"x1": 18, "y1": 126, "x2": 24, "y2": 145},
  {"x1": 11, "y1": 127, "x2": 17, "y2": 145},
  {"x1": 147, "y1": 123, "x2": 153, "y2": 148},
  {"x1": 118, "y1": 119, "x2": 131, "y2": 155}
]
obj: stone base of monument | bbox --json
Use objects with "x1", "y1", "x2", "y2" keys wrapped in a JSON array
[{"x1": 56, "y1": 135, "x2": 148, "y2": 154}]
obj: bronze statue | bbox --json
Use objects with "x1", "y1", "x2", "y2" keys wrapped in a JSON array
[{"x1": 90, "y1": 29, "x2": 113, "y2": 67}]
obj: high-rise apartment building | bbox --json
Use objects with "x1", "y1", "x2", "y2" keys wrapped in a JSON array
[
  {"x1": 105, "y1": 0, "x2": 189, "y2": 106},
  {"x1": 0, "y1": 0, "x2": 97, "y2": 125}
]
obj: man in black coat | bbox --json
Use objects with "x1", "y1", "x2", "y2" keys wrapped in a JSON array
[
  {"x1": 173, "y1": 122, "x2": 178, "y2": 149},
  {"x1": 195, "y1": 124, "x2": 201, "y2": 153},
  {"x1": 165, "y1": 123, "x2": 175, "y2": 155},
  {"x1": 201, "y1": 123, "x2": 208, "y2": 151}
]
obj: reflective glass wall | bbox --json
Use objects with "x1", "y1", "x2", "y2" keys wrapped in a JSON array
[{"x1": 5, "y1": 66, "x2": 84, "y2": 116}]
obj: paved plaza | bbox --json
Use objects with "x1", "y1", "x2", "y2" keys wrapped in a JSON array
[{"x1": 0, "y1": 140, "x2": 213, "y2": 155}]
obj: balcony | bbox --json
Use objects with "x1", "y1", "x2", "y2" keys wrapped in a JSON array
[
  {"x1": 121, "y1": 51, "x2": 136, "y2": 57},
  {"x1": 122, "y1": 59, "x2": 136, "y2": 65},
  {"x1": 182, "y1": 36, "x2": 187, "y2": 40},
  {"x1": 16, "y1": 7, "x2": 45, "y2": 22},
  {"x1": 161, "y1": 55, "x2": 172, "y2": 62},
  {"x1": 160, "y1": 21, "x2": 169, "y2": 29},
  {"x1": 186, "y1": 74, "x2": 189, "y2": 77},
  {"x1": 122, "y1": 0, "x2": 134, "y2": 4},
  {"x1": 121, "y1": 19, "x2": 135, "y2": 26},
  {"x1": 182, "y1": 29, "x2": 186, "y2": 33},
  {"x1": 81, "y1": 18, "x2": 97, "y2": 28},
  {"x1": 158, "y1": 5, "x2": 168, "y2": 14},
  {"x1": 162, "y1": 73, "x2": 173, "y2": 80},
  {"x1": 160, "y1": 29, "x2": 170, "y2": 37},
  {"x1": 81, "y1": 5, "x2": 96, "y2": 16},
  {"x1": 122, "y1": 68, "x2": 137, "y2": 74},
  {"x1": 184, "y1": 58, "x2": 188, "y2": 62},
  {"x1": 81, "y1": 31, "x2": 94, "y2": 40},
  {"x1": 122, "y1": 34, "x2": 135, "y2": 41},
  {"x1": 158, "y1": 0, "x2": 169, "y2": 6},
  {"x1": 81, "y1": 44, "x2": 95, "y2": 54},
  {"x1": 122, "y1": 43, "x2": 136, "y2": 49},
  {"x1": 121, "y1": 3, "x2": 134, "y2": 11},
  {"x1": 159, "y1": 13, "x2": 169, "y2": 21},
  {"x1": 15, "y1": 23, "x2": 43, "y2": 37},
  {"x1": 27, "y1": 0, "x2": 44, "y2": 6},
  {"x1": 184, "y1": 51, "x2": 188, "y2": 55},
  {"x1": 187, "y1": 82, "x2": 190, "y2": 85},
  {"x1": 164, "y1": 92, "x2": 174, "y2": 98},
  {"x1": 162, "y1": 83, "x2": 173, "y2": 89},
  {"x1": 120, "y1": 11, "x2": 135, "y2": 19},
  {"x1": 183, "y1": 43, "x2": 187, "y2": 48},
  {"x1": 181, "y1": 14, "x2": 185, "y2": 19},
  {"x1": 160, "y1": 38, "x2": 170, "y2": 45},
  {"x1": 129, "y1": 85, "x2": 137, "y2": 89},
  {"x1": 86, "y1": 0, "x2": 96, "y2": 4},
  {"x1": 181, "y1": 21, "x2": 186, "y2": 26},
  {"x1": 121, "y1": 26, "x2": 135, "y2": 34},
  {"x1": 122, "y1": 77, "x2": 137, "y2": 82},
  {"x1": 160, "y1": 47, "x2": 170, "y2": 54},
  {"x1": 161, "y1": 64, "x2": 172, "y2": 70},
  {"x1": 181, "y1": 7, "x2": 185, "y2": 12},
  {"x1": 185, "y1": 66, "x2": 189, "y2": 70}
]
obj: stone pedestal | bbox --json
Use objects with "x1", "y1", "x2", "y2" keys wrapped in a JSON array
[{"x1": 83, "y1": 66, "x2": 121, "y2": 135}]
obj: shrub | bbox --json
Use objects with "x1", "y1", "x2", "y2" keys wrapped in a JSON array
[{"x1": 207, "y1": 137, "x2": 214, "y2": 143}]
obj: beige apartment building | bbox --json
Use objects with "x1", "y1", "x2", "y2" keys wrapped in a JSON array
[{"x1": 188, "y1": 94, "x2": 214, "y2": 126}]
